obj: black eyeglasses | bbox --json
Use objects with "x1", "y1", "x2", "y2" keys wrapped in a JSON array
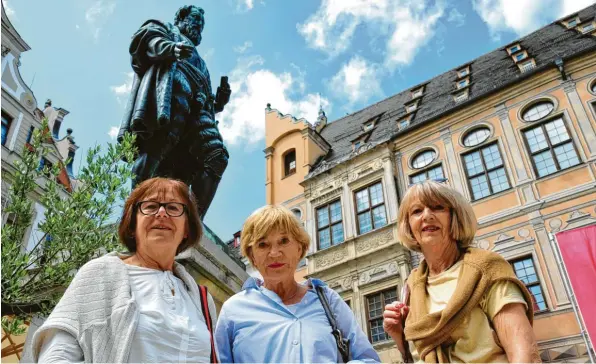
[
  {"x1": 408, "y1": 177, "x2": 448, "y2": 188},
  {"x1": 136, "y1": 201, "x2": 187, "y2": 217}
]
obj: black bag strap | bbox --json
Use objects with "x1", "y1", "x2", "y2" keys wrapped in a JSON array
[
  {"x1": 198, "y1": 284, "x2": 219, "y2": 364},
  {"x1": 315, "y1": 285, "x2": 350, "y2": 363}
]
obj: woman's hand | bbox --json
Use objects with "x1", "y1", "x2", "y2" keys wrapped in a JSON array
[{"x1": 383, "y1": 302, "x2": 409, "y2": 355}]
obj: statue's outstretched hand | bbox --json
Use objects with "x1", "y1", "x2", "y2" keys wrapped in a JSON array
[
  {"x1": 214, "y1": 76, "x2": 231, "y2": 113},
  {"x1": 174, "y1": 42, "x2": 194, "y2": 60}
]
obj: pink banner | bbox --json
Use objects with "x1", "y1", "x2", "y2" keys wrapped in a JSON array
[{"x1": 556, "y1": 225, "x2": 596, "y2": 348}]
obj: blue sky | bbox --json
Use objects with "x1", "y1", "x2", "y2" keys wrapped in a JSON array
[{"x1": 4, "y1": 0, "x2": 592, "y2": 242}]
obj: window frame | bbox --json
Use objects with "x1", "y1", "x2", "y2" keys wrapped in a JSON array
[
  {"x1": 581, "y1": 21, "x2": 595, "y2": 33},
  {"x1": 454, "y1": 90, "x2": 469, "y2": 103},
  {"x1": 462, "y1": 126, "x2": 491, "y2": 147},
  {"x1": 509, "y1": 256, "x2": 548, "y2": 313},
  {"x1": 282, "y1": 149, "x2": 297, "y2": 177},
  {"x1": 411, "y1": 87, "x2": 424, "y2": 99},
  {"x1": 507, "y1": 44, "x2": 521, "y2": 55},
  {"x1": 521, "y1": 117, "x2": 581, "y2": 179},
  {"x1": 365, "y1": 287, "x2": 399, "y2": 343},
  {"x1": 462, "y1": 141, "x2": 511, "y2": 201},
  {"x1": 521, "y1": 100, "x2": 555, "y2": 122},
  {"x1": 315, "y1": 199, "x2": 345, "y2": 250},
  {"x1": 1, "y1": 111, "x2": 13, "y2": 146},
  {"x1": 411, "y1": 149, "x2": 437, "y2": 169},
  {"x1": 353, "y1": 181, "x2": 387, "y2": 235},
  {"x1": 518, "y1": 59, "x2": 536, "y2": 73},
  {"x1": 408, "y1": 163, "x2": 444, "y2": 185},
  {"x1": 513, "y1": 51, "x2": 528, "y2": 63},
  {"x1": 405, "y1": 101, "x2": 418, "y2": 113},
  {"x1": 457, "y1": 67, "x2": 469, "y2": 78}
]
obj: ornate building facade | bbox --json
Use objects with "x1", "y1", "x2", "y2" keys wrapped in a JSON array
[{"x1": 265, "y1": 5, "x2": 596, "y2": 362}]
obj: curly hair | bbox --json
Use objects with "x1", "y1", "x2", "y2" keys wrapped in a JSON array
[{"x1": 174, "y1": 5, "x2": 204, "y2": 25}]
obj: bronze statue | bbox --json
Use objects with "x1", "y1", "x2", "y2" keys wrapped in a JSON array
[{"x1": 118, "y1": 5, "x2": 230, "y2": 219}]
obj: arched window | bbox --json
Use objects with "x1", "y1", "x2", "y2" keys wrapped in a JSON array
[
  {"x1": 522, "y1": 101, "x2": 554, "y2": 122},
  {"x1": 283, "y1": 149, "x2": 296, "y2": 177},
  {"x1": 412, "y1": 150, "x2": 436, "y2": 169},
  {"x1": 463, "y1": 127, "x2": 491, "y2": 147},
  {"x1": 590, "y1": 79, "x2": 596, "y2": 94}
]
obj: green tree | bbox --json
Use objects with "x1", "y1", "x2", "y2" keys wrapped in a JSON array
[{"x1": 1, "y1": 119, "x2": 136, "y2": 335}]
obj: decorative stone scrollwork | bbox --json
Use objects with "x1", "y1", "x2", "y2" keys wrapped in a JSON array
[
  {"x1": 314, "y1": 246, "x2": 348, "y2": 269},
  {"x1": 518, "y1": 229, "x2": 530, "y2": 239},
  {"x1": 373, "y1": 160, "x2": 383, "y2": 170},
  {"x1": 355, "y1": 229, "x2": 393, "y2": 253},
  {"x1": 1, "y1": 45, "x2": 10, "y2": 57}
]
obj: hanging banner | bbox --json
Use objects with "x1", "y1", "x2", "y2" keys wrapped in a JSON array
[{"x1": 556, "y1": 224, "x2": 596, "y2": 348}]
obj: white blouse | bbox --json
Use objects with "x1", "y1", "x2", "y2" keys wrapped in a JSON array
[{"x1": 38, "y1": 264, "x2": 212, "y2": 363}]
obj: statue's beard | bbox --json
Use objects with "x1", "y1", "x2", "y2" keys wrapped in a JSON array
[{"x1": 179, "y1": 20, "x2": 202, "y2": 46}]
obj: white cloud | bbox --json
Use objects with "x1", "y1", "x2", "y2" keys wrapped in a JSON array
[
  {"x1": 297, "y1": 0, "x2": 446, "y2": 68},
  {"x1": 233, "y1": 41, "x2": 253, "y2": 54},
  {"x1": 472, "y1": 0, "x2": 593, "y2": 41},
  {"x1": 329, "y1": 56, "x2": 383, "y2": 107},
  {"x1": 236, "y1": 0, "x2": 264, "y2": 12},
  {"x1": 218, "y1": 55, "x2": 331, "y2": 145},
  {"x1": 110, "y1": 72, "x2": 134, "y2": 105},
  {"x1": 560, "y1": 0, "x2": 594, "y2": 17},
  {"x1": 85, "y1": 0, "x2": 116, "y2": 40},
  {"x1": 447, "y1": 8, "x2": 466, "y2": 27},
  {"x1": 108, "y1": 126, "x2": 119, "y2": 140},
  {"x1": 3, "y1": 0, "x2": 16, "y2": 20}
]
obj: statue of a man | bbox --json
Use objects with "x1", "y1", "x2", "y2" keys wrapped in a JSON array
[{"x1": 118, "y1": 5, "x2": 230, "y2": 218}]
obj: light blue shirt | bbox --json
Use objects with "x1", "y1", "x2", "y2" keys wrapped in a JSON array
[{"x1": 215, "y1": 277, "x2": 380, "y2": 363}]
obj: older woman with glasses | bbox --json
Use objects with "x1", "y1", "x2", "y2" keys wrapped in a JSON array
[
  {"x1": 28, "y1": 177, "x2": 219, "y2": 363},
  {"x1": 383, "y1": 181, "x2": 540, "y2": 363}
]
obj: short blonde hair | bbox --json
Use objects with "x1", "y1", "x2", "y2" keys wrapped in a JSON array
[
  {"x1": 240, "y1": 205, "x2": 310, "y2": 265},
  {"x1": 398, "y1": 181, "x2": 477, "y2": 252}
]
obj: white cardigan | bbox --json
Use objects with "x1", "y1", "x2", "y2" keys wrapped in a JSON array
[{"x1": 25, "y1": 252, "x2": 217, "y2": 363}]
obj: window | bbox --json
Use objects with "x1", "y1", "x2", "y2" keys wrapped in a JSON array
[
  {"x1": 508, "y1": 44, "x2": 521, "y2": 54},
  {"x1": 522, "y1": 101, "x2": 554, "y2": 122},
  {"x1": 39, "y1": 158, "x2": 55, "y2": 178},
  {"x1": 367, "y1": 287, "x2": 398, "y2": 343},
  {"x1": 409, "y1": 164, "x2": 444, "y2": 185},
  {"x1": 519, "y1": 59, "x2": 536, "y2": 73},
  {"x1": 515, "y1": 52, "x2": 527, "y2": 62},
  {"x1": 2, "y1": 111, "x2": 13, "y2": 146},
  {"x1": 398, "y1": 119, "x2": 409, "y2": 130},
  {"x1": 463, "y1": 127, "x2": 490, "y2": 147},
  {"x1": 511, "y1": 257, "x2": 547, "y2": 312},
  {"x1": 26, "y1": 126, "x2": 35, "y2": 144},
  {"x1": 363, "y1": 122, "x2": 374, "y2": 131},
  {"x1": 582, "y1": 22, "x2": 595, "y2": 33},
  {"x1": 412, "y1": 149, "x2": 436, "y2": 169},
  {"x1": 457, "y1": 79, "x2": 469, "y2": 89},
  {"x1": 567, "y1": 18, "x2": 578, "y2": 27},
  {"x1": 316, "y1": 200, "x2": 344, "y2": 250},
  {"x1": 591, "y1": 80, "x2": 596, "y2": 94},
  {"x1": 411, "y1": 87, "x2": 423, "y2": 98},
  {"x1": 283, "y1": 150, "x2": 296, "y2": 177},
  {"x1": 463, "y1": 143, "x2": 510, "y2": 200},
  {"x1": 353, "y1": 140, "x2": 362, "y2": 151},
  {"x1": 523, "y1": 118, "x2": 580, "y2": 178},
  {"x1": 345, "y1": 299, "x2": 352, "y2": 309},
  {"x1": 405, "y1": 102, "x2": 418, "y2": 113},
  {"x1": 458, "y1": 67, "x2": 469, "y2": 78},
  {"x1": 454, "y1": 90, "x2": 468, "y2": 103},
  {"x1": 354, "y1": 182, "x2": 387, "y2": 234}
]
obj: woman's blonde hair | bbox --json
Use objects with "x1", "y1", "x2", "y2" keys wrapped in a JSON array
[
  {"x1": 398, "y1": 181, "x2": 477, "y2": 252},
  {"x1": 240, "y1": 205, "x2": 310, "y2": 264}
]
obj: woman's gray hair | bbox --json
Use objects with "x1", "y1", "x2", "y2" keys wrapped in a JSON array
[{"x1": 397, "y1": 180, "x2": 477, "y2": 252}]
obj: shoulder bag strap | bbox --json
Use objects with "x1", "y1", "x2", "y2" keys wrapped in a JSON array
[
  {"x1": 315, "y1": 285, "x2": 350, "y2": 363},
  {"x1": 401, "y1": 282, "x2": 414, "y2": 363},
  {"x1": 198, "y1": 285, "x2": 219, "y2": 364}
]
